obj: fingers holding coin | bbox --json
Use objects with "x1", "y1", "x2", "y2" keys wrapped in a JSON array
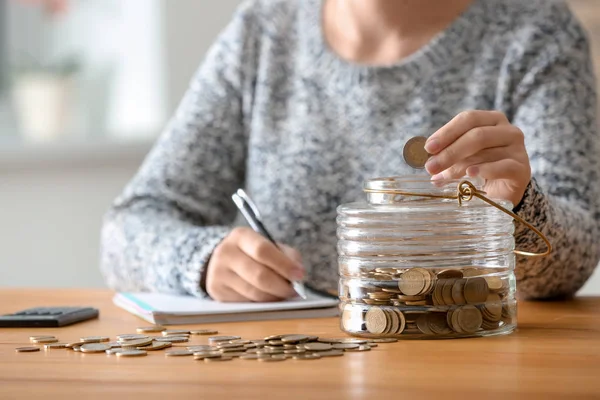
[{"x1": 421, "y1": 110, "x2": 531, "y2": 206}]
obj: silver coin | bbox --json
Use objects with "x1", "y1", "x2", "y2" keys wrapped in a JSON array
[
  {"x1": 15, "y1": 346, "x2": 40, "y2": 352},
  {"x1": 105, "y1": 348, "x2": 126, "y2": 355},
  {"x1": 193, "y1": 351, "x2": 222, "y2": 360},
  {"x1": 80, "y1": 336, "x2": 110, "y2": 343},
  {"x1": 154, "y1": 336, "x2": 188, "y2": 343},
  {"x1": 403, "y1": 136, "x2": 430, "y2": 169},
  {"x1": 44, "y1": 343, "x2": 68, "y2": 350},
  {"x1": 161, "y1": 329, "x2": 190, "y2": 336},
  {"x1": 164, "y1": 349, "x2": 193, "y2": 357},
  {"x1": 136, "y1": 326, "x2": 166, "y2": 333},
  {"x1": 80, "y1": 343, "x2": 111, "y2": 353},
  {"x1": 117, "y1": 334, "x2": 149, "y2": 341},
  {"x1": 116, "y1": 350, "x2": 147, "y2": 357},
  {"x1": 208, "y1": 335, "x2": 241, "y2": 343}
]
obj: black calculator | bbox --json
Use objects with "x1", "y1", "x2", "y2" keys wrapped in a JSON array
[{"x1": 0, "y1": 307, "x2": 99, "y2": 327}]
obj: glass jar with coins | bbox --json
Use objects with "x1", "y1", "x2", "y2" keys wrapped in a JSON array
[{"x1": 337, "y1": 172, "x2": 550, "y2": 339}]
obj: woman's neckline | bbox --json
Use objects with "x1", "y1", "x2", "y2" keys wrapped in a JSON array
[{"x1": 305, "y1": 0, "x2": 486, "y2": 77}]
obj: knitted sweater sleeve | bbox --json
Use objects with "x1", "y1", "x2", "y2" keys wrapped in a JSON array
[
  {"x1": 100, "y1": 1, "x2": 258, "y2": 296},
  {"x1": 509, "y1": 5, "x2": 600, "y2": 299}
]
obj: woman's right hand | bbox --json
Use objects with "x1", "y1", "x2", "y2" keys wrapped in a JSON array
[{"x1": 206, "y1": 227, "x2": 305, "y2": 302}]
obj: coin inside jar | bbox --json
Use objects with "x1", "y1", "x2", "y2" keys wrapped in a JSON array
[{"x1": 402, "y1": 136, "x2": 430, "y2": 168}]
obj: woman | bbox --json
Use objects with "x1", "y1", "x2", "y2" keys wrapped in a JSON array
[{"x1": 101, "y1": 0, "x2": 600, "y2": 302}]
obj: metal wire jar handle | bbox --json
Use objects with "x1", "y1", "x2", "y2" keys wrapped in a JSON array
[{"x1": 363, "y1": 180, "x2": 552, "y2": 258}]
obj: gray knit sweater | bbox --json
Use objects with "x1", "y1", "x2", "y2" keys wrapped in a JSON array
[{"x1": 101, "y1": 0, "x2": 600, "y2": 299}]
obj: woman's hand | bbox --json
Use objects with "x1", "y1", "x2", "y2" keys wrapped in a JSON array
[
  {"x1": 206, "y1": 227, "x2": 305, "y2": 302},
  {"x1": 424, "y1": 110, "x2": 531, "y2": 206}
]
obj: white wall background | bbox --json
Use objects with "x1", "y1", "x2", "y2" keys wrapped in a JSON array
[{"x1": 0, "y1": 0, "x2": 241, "y2": 288}]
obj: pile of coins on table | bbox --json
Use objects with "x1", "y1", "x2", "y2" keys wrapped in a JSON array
[
  {"x1": 15, "y1": 328, "x2": 400, "y2": 361},
  {"x1": 339, "y1": 266, "x2": 516, "y2": 338}
]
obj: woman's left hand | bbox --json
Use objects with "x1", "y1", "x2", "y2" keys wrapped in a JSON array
[{"x1": 424, "y1": 110, "x2": 531, "y2": 206}]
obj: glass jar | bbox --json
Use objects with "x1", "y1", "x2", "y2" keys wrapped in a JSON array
[{"x1": 337, "y1": 176, "x2": 517, "y2": 339}]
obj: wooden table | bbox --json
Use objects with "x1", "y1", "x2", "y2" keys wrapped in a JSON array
[{"x1": 1, "y1": 289, "x2": 599, "y2": 400}]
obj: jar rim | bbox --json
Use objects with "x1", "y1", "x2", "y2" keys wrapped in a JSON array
[{"x1": 363, "y1": 175, "x2": 485, "y2": 193}]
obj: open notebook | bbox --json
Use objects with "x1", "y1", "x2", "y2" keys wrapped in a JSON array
[{"x1": 113, "y1": 291, "x2": 339, "y2": 325}]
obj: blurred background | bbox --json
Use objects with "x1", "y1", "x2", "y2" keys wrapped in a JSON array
[{"x1": 0, "y1": 0, "x2": 599, "y2": 294}]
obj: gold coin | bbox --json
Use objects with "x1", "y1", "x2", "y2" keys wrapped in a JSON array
[
  {"x1": 116, "y1": 350, "x2": 147, "y2": 357},
  {"x1": 457, "y1": 305, "x2": 483, "y2": 333},
  {"x1": 136, "y1": 326, "x2": 166, "y2": 333},
  {"x1": 450, "y1": 309, "x2": 463, "y2": 334},
  {"x1": 485, "y1": 275, "x2": 504, "y2": 291},
  {"x1": 462, "y1": 267, "x2": 482, "y2": 277},
  {"x1": 442, "y1": 278, "x2": 457, "y2": 305},
  {"x1": 397, "y1": 295, "x2": 427, "y2": 301},
  {"x1": 386, "y1": 308, "x2": 399, "y2": 335},
  {"x1": 416, "y1": 314, "x2": 433, "y2": 335},
  {"x1": 427, "y1": 312, "x2": 452, "y2": 335},
  {"x1": 464, "y1": 277, "x2": 490, "y2": 304},
  {"x1": 482, "y1": 320, "x2": 502, "y2": 330},
  {"x1": 403, "y1": 136, "x2": 430, "y2": 169},
  {"x1": 437, "y1": 269, "x2": 464, "y2": 279},
  {"x1": 482, "y1": 293, "x2": 503, "y2": 321},
  {"x1": 190, "y1": 329, "x2": 218, "y2": 335},
  {"x1": 451, "y1": 279, "x2": 467, "y2": 305},
  {"x1": 365, "y1": 307, "x2": 388, "y2": 334},
  {"x1": 432, "y1": 279, "x2": 445, "y2": 306},
  {"x1": 404, "y1": 300, "x2": 428, "y2": 306},
  {"x1": 393, "y1": 309, "x2": 406, "y2": 334},
  {"x1": 80, "y1": 336, "x2": 110, "y2": 343},
  {"x1": 16, "y1": 346, "x2": 40, "y2": 352},
  {"x1": 80, "y1": 343, "x2": 111, "y2": 353},
  {"x1": 399, "y1": 269, "x2": 427, "y2": 296}
]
